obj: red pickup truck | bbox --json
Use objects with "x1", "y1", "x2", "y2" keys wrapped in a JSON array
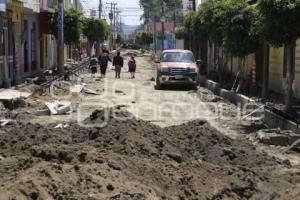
[{"x1": 155, "y1": 49, "x2": 201, "y2": 89}]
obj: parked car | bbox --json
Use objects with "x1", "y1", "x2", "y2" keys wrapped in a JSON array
[{"x1": 155, "y1": 49, "x2": 202, "y2": 89}]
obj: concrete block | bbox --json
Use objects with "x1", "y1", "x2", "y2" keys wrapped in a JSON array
[
  {"x1": 256, "y1": 129, "x2": 300, "y2": 147},
  {"x1": 206, "y1": 80, "x2": 221, "y2": 95},
  {"x1": 219, "y1": 89, "x2": 236, "y2": 103},
  {"x1": 236, "y1": 94, "x2": 255, "y2": 107},
  {"x1": 263, "y1": 109, "x2": 300, "y2": 135}
]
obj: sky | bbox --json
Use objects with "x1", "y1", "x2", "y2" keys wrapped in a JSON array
[{"x1": 82, "y1": 0, "x2": 143, "y2": 26}]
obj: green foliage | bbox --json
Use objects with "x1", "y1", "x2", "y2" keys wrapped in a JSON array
[
  {"x1": 116, "y1": 33, "x2": 124, "y2": 44},
  {"x1": 82, "y1": 17, "x2": 110, "y2": 44},
  {"x1": 222, "y1": 0, "x2": 259, "y2": 58},
  {"x1": 174, "y1": 26, "x2": 186, "y2": 39},
  {"x1": 136, "y1": 32, "x2": 153, "y2": 46},
  {"x1": 256, "y1": 0, "x2": 300, "y2": 46},
  {"x1": 155, "y1": 31, "x2": 165, "y2": 40},
  {"x1": 197, "y1": 0, "x2": 227, "y2": 45},
  {"x1": 50, "y1": 8, "x2": 83, "y2": 46},
  {"x1": 139, "y1": 0, "x2": 183, "y2": 24},
  {"x1": 183, "y1": 0, "x2": 259, "y2": 58}
]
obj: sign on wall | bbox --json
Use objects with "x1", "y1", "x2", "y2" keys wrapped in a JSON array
[{"x1": 183, "y1": 0, "x2": 193, "y2": 15}]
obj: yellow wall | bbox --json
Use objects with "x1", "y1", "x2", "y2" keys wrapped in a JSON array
[
  {"x1": 295, "y1": 40, "x2": 300, "y2": 98},
  {"x1": 268, "y1": 41, "x2": 300, "y2": 98},
  {"x1": 269, "y1": 47, "x2": 284, "y2": 94},
  {"x1": 228, "y1": 54, "x2": 254, "y2": 76}
]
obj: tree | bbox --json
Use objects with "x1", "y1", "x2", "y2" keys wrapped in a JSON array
[
  {"x1": 136, "y1": 32, "x2": 153, "y2": 47},
  {"x1": 256, "y1": 0, "x2": 300, "y2": 111},
  {"x1": 183, "y1": 11, "x2": 197, "y2": 50},
  {"x1": 50, "y1": 8, "x2": 83, "y2": 46},
  {"x1": 222, "y1": 0, "x2": 259, "y2": 92},
  {"x1": 174, "y1": 26, "x2": 186, "y2": 40},
  {"x1": 82, "y1": 17, "x2": 110, "y2": 55},
  {"x1": 222, "y1": 0, "x2": 259, "y2": 58},
  {"x1": 139, "y1": 0, "x2": 183, "y2": 25},
  {"x1": 198, "y1": 0, "x2": 226, "y2": 46},
  {"x1": 116, "y1": 33, "x2": 124, "y2": 45}
]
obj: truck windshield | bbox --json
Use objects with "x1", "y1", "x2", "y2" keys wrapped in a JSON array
[{"x1": 161, "y1": 52, "x2": 194, "y2": 63}]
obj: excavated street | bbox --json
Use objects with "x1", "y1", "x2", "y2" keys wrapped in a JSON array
[{"x1": 0, "y1": 52, "x2": 299, "y2": 200}]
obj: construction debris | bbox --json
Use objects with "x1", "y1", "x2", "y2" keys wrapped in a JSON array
[
  {"x1": 0, "y1": 119, "x2": 14, "y2": 127},
  {"x1": 253, "y1": 129, "x2": 300, "y2": 148},
  {"x1": 82, "y1": 87, "x2": 99, "y2": 95},
  {"x1": 45, "y1": 101, "x2": 71, "y2": 115},
  {"x1": 54, "y1": 123, "x2": 70, "y2": 129},
  {"x1": 70, "y1": 84, "x2": 84, "y2": 94},
  {"x1": 0, "y1": 89, "x2": 31, "y2": 101}
]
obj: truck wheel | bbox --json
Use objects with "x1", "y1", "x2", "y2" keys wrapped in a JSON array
[
  {"x1": 192, "y1": 84, "x2": 198, "y2": 90},
  {"x1": 155, "y1": 76, "x2": 162, "y2": 90}
]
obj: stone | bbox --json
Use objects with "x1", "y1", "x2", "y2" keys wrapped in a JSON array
[
  {"x1": 166, "y1": 152, "x2": 183, "y2": 163},
  {"x1": 107, "y1": 184, "x2": 114, "y2": 191},
  {"x1": 108, "y1": 160, "x2": 122, "y2": 170},
  {"x1": 256, "y1": 129, "x2": 300, "y2": 147}
]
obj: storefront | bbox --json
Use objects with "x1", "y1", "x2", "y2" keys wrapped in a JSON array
[
  {"x1": 21, "y1": 0, "x2": 40, "y2": 77},
  {"x1": 0, "y1": 0, "x2": 19, "y2": 87}
]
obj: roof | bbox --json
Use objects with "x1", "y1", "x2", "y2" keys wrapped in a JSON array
[{"x1": 162, "y1": 49, "x2": 193, "y2": 53}]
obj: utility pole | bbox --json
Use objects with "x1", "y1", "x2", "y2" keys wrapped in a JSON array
[
  {"x1": 160, "y1": 0, "x2": 165, "y2": 50},
  {"x1": 57, "y1": 0, "x2": 64, "y2": 74},
  {"x1": 113, "y1": 5, "x2": 118, "y2": 49},
  {"x1": 191, "y1": 0, "x2": 196, "y2": 11},
  {"x1": 99, "y1": 0, "x2": 102, "y2": 19},
  {"x1": 107, "y1": 2, "x2": 117, "y2": 50},
  {"x1": 173, "y1": 0, "x2": 176, "y2": 48}
]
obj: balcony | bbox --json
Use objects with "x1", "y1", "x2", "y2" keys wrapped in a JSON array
[
  {"x1": 40, "y1": 0, "x2": 56, "y2": 12},
  {"x1": 22, "y1": 0, "x2": 40, "y2": 13}
]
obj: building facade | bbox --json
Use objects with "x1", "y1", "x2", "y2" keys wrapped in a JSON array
[
  {"x1": 0, "y1": 0, "x2": 85, "y2": 88},
  {"x1": 0, "y1": 0, "x2": 14, "y2": 87},
  {"x1": 39, "y1": 0, "x2": 56, "y2": 70}
]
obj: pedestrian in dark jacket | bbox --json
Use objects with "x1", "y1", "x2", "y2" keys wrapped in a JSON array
[
  {"x1": 89, "y1": 56, "x2": 98, "y2": 77},
  {"x1": 112, "y1": 52, "x2": 124, "y2": 79},
  {"x1": 128, "y1": 56, "x2": 136, "y2": 79},
  {"x1": 98, "y1": 49, "x2": 111, "y2": 78}
]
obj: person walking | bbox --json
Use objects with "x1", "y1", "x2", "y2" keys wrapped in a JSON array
[
  {"x1": 89, "y1": 56, "x2": 98, "y2": 78},
  {"x1": 112, "y1": 52, "x2": 124, "y2": 79},
  {"x1": 98, "y1": 48, "x2": 111, "y2": 78},
  {"x1": 128, "y1": 56, "x2": 136, "y2": 79}
]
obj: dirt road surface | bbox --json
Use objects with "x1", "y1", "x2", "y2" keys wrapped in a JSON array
[{"x1": 0, "y1": 52, "x2": 299, "y2": 199}]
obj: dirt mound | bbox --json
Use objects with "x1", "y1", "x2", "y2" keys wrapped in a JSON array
[{"x1": 0, "y1": 108, "x2": 299, "y2": 199}]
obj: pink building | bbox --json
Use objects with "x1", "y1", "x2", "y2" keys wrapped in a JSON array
[{"x1": 149, "y1": 22, "x2": 175, "y2": 33}]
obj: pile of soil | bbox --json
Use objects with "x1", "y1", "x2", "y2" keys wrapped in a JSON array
[{"x1": 0, "y1": 107, "x2": 299, "y2": 199}]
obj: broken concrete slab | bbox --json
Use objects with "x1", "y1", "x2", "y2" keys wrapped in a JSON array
[
  {"x1": 255, "y1": 129, "x2": 300, "y2": 147},
  {"x1": 288, "y1": 139, "x2": 300, "y2": 152},
  {"x1": 70, "y1": 85, "x2": 84, "y2": 94},
  {"x1": 0, "y1": 89, "x2": 31, "y2": 100},
  {"x1": 0, "y1": 102, "x2": 5, "y2": 111},
  {"x1": 0, "y1": 119, "x2": 15, "y2": 127},
  {"x1": 54, "y1": 123, "x2": 70, "y2": 129},
  {"x1": 45, "y1": 101, "x2": 71, "y2": 115},
  {"x1": 34, "y1": 109, "x2": 50, "y2": 116},
  {"x1": 82, "y1": 87, "x2": 99, "y2": 95}
]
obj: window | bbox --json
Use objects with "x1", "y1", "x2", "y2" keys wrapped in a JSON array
[
  {"x1": 1, "y1": 30, "x2": 4, "y2": 56},
  {"x1": 23, "y1": 20, "x2": 29, "y2": 73},
  {"x1": 31, "y1": 22, "x2": 37, "y2": 70},
  {"x1": 161, "y1": 52, "x2": 195, "y2": 63}
]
